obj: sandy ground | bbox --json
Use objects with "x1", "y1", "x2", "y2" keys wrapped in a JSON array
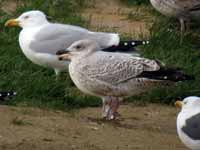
[
  {"x1": 0, "y1": 104, "x2": 187, "y2": 150},
  {"x1": 82, "y1": 0, "x2": 153, "y2": 38}
]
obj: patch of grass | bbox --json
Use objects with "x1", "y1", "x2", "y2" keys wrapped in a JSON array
[{"x1": 127, "y1": 10, "x2": 151, "y2": 21}]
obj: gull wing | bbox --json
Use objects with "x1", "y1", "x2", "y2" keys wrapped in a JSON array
[{"x1": 29, "y1": 23, "x2": 119, "y2": 55}]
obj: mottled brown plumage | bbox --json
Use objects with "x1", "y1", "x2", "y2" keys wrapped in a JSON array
[
  {"x1": 58, "y1": 40, "x2": 193, "y2": 120},
  {"x1": 150, "y1": 0, "x2": 200, "y2": 41}
]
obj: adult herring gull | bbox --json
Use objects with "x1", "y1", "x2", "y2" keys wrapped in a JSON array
[
  {"x1": 175, "y1": 96, "x2": 200, "y2": 150},
  {"x1": 57, "y1": 39, "x2": 194, "y2": 120},
  {"x1": 5, "y1": 10, "x2": 149, "y2": 76}
]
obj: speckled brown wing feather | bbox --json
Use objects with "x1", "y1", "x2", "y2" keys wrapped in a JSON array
[
  {"x1": 80, "y1": 52, "x2": 161, "y2": 86},
  {"x1": 152, "y1": 0, "x2": 200, "y2": 17},
  {"x1": 174, "y1": 0, "x2": 200, "y2": 11}
]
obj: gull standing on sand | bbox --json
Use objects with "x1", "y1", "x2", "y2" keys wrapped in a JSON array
[
  {"x1": 175, "y1": 96, "x2": 200, "y2": 150},
  {"x1": 5, "y1": 10, "x2": 149, "y2": 77},
  {"x1": 57, "y1": 39, "x2": 194, "y2": 120}
]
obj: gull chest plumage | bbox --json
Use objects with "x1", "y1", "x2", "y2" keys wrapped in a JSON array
[
  {"x1": 19, "y1": 24, "x2": 69, "y2": 73},
  {"x1": 19, "y1": 26, "x2": 43, "y2": 65},
  {"x1": 69, "y1": 55, "x2": 104, "y2": 96},
  {"x1": 69, "y1": 60, "x2": 89, "y2": 94}
]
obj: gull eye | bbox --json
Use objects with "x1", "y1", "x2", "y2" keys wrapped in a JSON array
[
  {"x1": 76, "y1": 45, "x2": 81, "y2": 49},
  {"x1": 183, "y1": 101, "x2": 187, "y2": 105},
  {"x1": 24, "y1": 15, "x2": 29, "y2": 19}
]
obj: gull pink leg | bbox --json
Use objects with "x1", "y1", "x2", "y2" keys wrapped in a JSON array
[
  {"x1": 102, "y1": 97, "x2": 111, "y2": 118},
  {"x1": 107, "y1": 97, "x2": 120, "y2": 120}
]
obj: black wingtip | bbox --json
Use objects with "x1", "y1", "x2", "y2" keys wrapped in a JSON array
[
  {"x1": 119, "y1": 40, "x2": 150, "y2": 47},
  {"x1": 102, "y1": 40, "x2": 149, "y2": 52},
  {"x1": 174, "y1": 73, "x2": 195, "y2": 82},
  {"x1": 137, "y1": 68, "x2": 195, "y2": 82},
  {"x1": 102, "y1": 46, "x2": 138, "y2": 52},
  {"x1": 168, "y1": 69, "x2": 195, "y2": 82},
  {"x1": 56, "y1": 50, "x2": 69, "y2": 55},
  {"x1": 0, "y1": 91, "x2": 17, "y2": 101}
]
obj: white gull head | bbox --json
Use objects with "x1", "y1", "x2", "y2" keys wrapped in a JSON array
[
  {"x1": 180, "y1": 96, "x2": 200, "y2": 111},
  {"x1": 16, "y1": 10, "x2": 48, "y2": 28},
  {"x1": 66, "y1": 39, "x2": 101, "y2": 59}
]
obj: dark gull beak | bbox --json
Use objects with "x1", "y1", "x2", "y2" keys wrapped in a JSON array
[
  {"x1": 56, "y1": 50, "x2": 70, "y2": 55},
  {"x1": 57, "y1": 50, "x2": 71, "y2": 61}
]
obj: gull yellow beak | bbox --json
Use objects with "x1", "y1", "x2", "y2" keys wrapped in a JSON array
[
  {"x1": 5, "y1": 19, "x2": 19, "y2": 27},
  {"x1": 175, "y1": 100, "x2": 183, "y2": 108}
]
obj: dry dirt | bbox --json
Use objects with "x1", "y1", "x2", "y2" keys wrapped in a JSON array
[
  {"x1": 0, "y1": 104, "x2": 187, "y2": 150},
  {"x1": 0, "y1": 0, "x2": 19, "y2": 15},
  {"x1": 82, "y1": 0, "x2": 153, "y2": 38}
]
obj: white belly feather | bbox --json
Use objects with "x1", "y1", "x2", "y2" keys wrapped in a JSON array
[{"x1": 19, "y1": 27, "x2": 69, "y2": 71}]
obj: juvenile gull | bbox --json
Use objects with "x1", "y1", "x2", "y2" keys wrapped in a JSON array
[
  {"x1": 175, "y1": 96, "x2": 200, "y2": 150},
  {"x1": 5, "y1": 10, "x2": 149, "y2": 76},
  {"x1": 150, "y1": 0, "x2": 200, "y2": 40},
  {"x1": 58, "y1": 39, "x2": 194, "y2": 120}
]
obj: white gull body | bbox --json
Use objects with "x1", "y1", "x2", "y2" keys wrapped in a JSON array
[
  {"x1": 176, "y1": 96, "x2": 200, "y2": 150},
  {"x1": 19, "y1": 23, "x2": 70, "y2": 74}
]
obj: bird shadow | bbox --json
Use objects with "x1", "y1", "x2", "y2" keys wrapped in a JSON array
[
  {"x1": 86, "y1": 116, "x2": 176, "y2": 135},
  {"x1": 87, "y1": 117, "x2": 142, "y2": 130}
]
